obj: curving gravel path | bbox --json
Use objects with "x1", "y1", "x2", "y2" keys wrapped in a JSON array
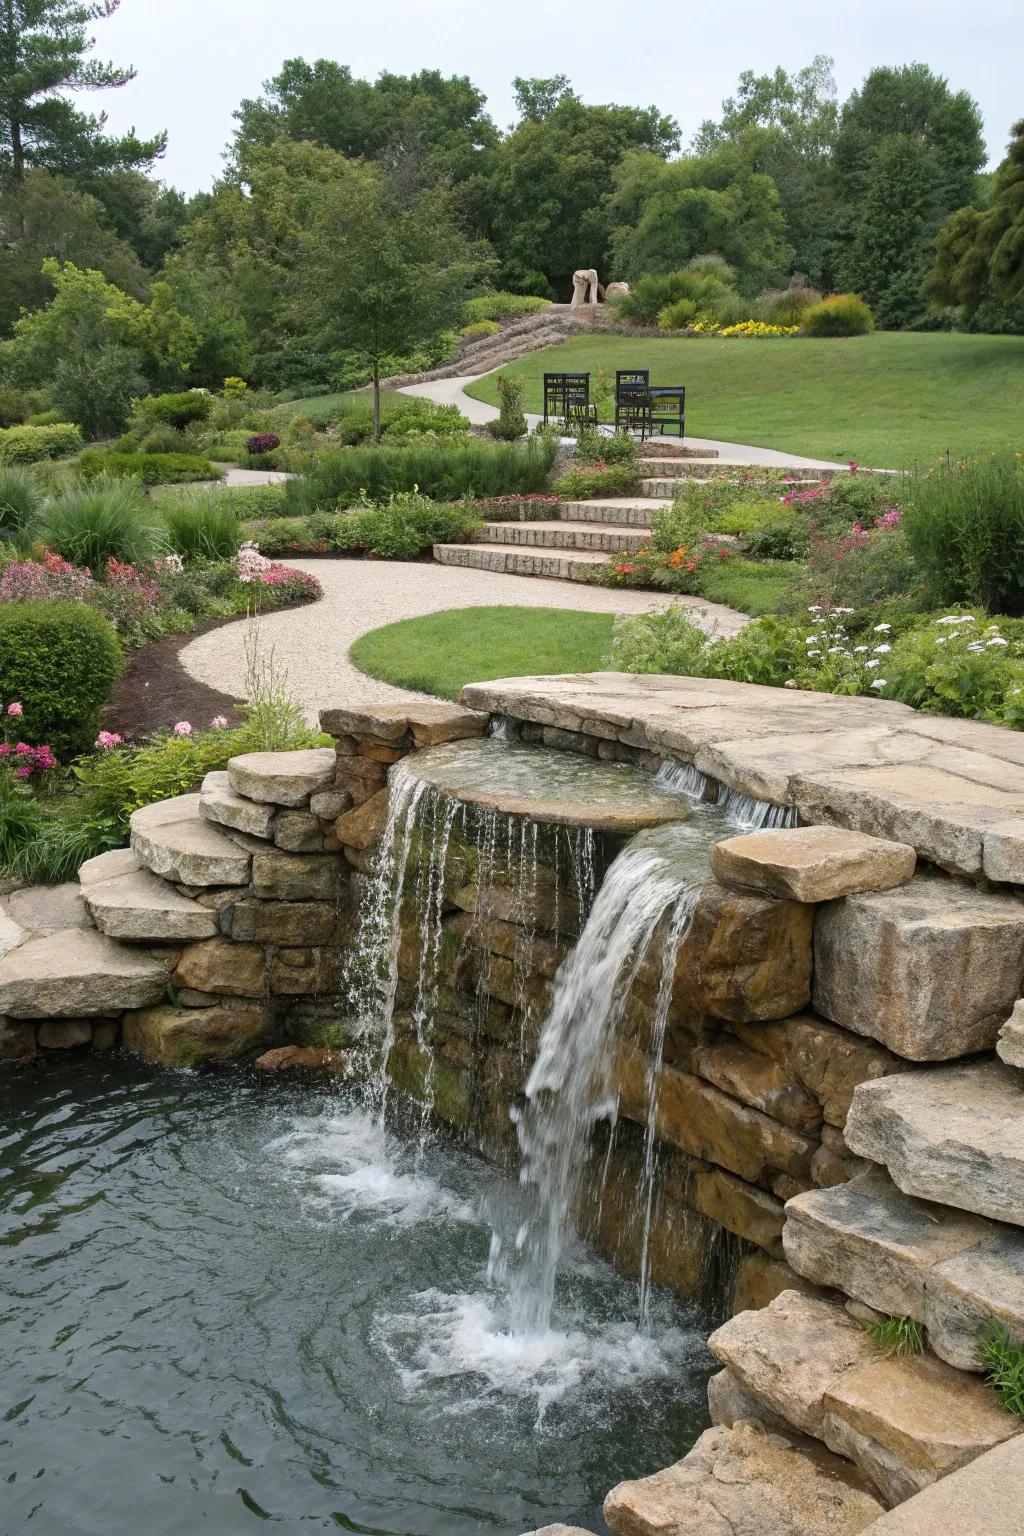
[{"x1": 178, "y1": 559, "x2": 745, "y2": 718}]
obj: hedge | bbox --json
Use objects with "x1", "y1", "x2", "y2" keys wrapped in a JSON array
[
  {"x1": 78, "y1": 450, "x2": 220, "y2": 485},
  {"x1": 0, "y1": 602, "x2": 122, "y2": 759},
  {"x1": 0, "y1": 423, "x2": 83, "y2": 465}
]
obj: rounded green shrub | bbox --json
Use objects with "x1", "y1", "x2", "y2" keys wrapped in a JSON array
[
  {"x1": 0, "y1": 601, "x2": 122, "y2": 758},
  {"x1": 802, "y1": 294, "x2": 875, "y2": 337},
  {"x1": 132, "y1": 391, "x2": 213, "y2": 431},
  {"x1": 460, "y1": 320, "x2": 501, "y2": 341},
  {"x1": 756, "y1": 282, "x2": 823, "y2": 326},
  {"x1": 139, "y1": 425, "x2": 185, "y2": 455},
  {"x1": 0, "y1": 422, "x2": 83, "y2": 465},
  {"x1": 41, "y1": 477, "x2": 164, "y2": 569}
]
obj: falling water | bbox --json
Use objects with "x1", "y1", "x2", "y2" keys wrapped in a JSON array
[{"x1": 655, "y1": 758, "x2": 799, "y2": 831}]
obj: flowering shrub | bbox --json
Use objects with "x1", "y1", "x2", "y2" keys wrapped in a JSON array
[
  {"x1": 690, "y1": 320, "x2": 799, "y2": 337},
  {"x1": 0, "y1": 740, "x2": 58, "y2": 777},
  {"x1": 0, "y1": 552, "x2": 94, "y2": 604},
  {"x1": 595, "y1": 539, "x2": 733, "y2": 594},
  {"x1": 235, "y1": 540, "x2": 273, "y2": 582},
  {"x1": 246, "y1": 433, "x2": 281, "y2": 456},
  {"x1": 232, "y1": 540, "x2": 322, "y2": 600}
]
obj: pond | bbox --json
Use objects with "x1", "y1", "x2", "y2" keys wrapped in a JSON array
[{"x1": 0, "y1": 1060, "x2": 713, "y2": 1536}]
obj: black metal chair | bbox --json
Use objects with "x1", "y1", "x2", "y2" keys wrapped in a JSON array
[
  {"x1": 648, "y1": 385, "x2": 686, "y2": 438},
  {"x1": 543, "y1": 372, "x2": 596, "y2": 428},
  {"x1": 615, "y1": 369, "x2": 651, "y2": 437}
]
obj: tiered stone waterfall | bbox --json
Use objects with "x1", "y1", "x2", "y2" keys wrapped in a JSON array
[{"x1": 2, "y1": 675, "x2": 1024, "y2": 1535}]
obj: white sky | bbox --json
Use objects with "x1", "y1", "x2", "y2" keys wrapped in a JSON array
[{"x1": 72, "y1": 0, "x2": 1023, "y2": 192}]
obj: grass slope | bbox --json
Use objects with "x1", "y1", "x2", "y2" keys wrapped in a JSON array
[
  {"x1": 465, "y1": 332, "x2": 1024, "y2": 466},
  {"x1": 349, "y1": 605, "x2": 616, "y2": 700}
]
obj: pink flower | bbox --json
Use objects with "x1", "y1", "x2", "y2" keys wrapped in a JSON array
[
  {"x1": 6, "y1": 702, "x2": 23, "y2": 717},
  {"x1": 174, "y1": 721, "x2": 193, "y2": 737},
  {"x1": 0, "y1": 744, "x2": 11, "y2": 757},
  {"x1": 15, "y1": 765, "x2": 32, "y2": 778},
  {"x1": 210, "y1": 716, "x2": 229, "y2": 729},
  {"x1": 95, "y1": 731, "x2": 123, "y2": 750}
]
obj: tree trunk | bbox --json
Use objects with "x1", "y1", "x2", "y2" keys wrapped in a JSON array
[
  {"x1": 11, "y1": 118, "x2": 24, "y2": 180},
  {"x1": 372, "y1": 358, "x2": 382, "y2": 443}
]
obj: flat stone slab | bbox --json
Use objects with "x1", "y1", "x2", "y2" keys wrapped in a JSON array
[
  {"x1": 711, "y1": 825, "x2": 916, "y2": 904},
  {"x1": 200, "y1": 771, "x2": 276, "y2": 838},
  {"x1": 82, "y1": 867, "x2": 219, "y2": 942},
  {"x1": 604, "y1": 1419, "x2": 883, "y2": 1536},
  {"x1": 0, "y1": 910, "x2": 25, "y2": 960},
  {"x1": 0, "y1": 929, "x2": 167, "y2": 1018},
  {"x1": 783, "y1": 1171, "x2": 996, "y2": 1348},
  {"x1": 2, "y1": 881, "x2": 93, "y2": 935},
  {"x1": 927, "y1": 1230, "x2": 1024, "y2": 1372},
  {"x1": 813, "y1": 875, "x2": 1024, "y2": 1060},
  {"x1": 845, "y1": 1063, "x2": 1024, "y2": 1226},
  {"x1": 853, "y1": 1435, "x2": 1024, "y2": 1536},
  {"x1": 227, "y1": 749, "x2": 336, "y2": 808},
  {"x1": 405, "y1": 739, "x2": 691, "y2": 831},
  {"x1": 78, "y1": 848, "x2": 140, "y2": 886},
  {"x1": 131, "y1": 795, "x2": 252, "y2": 887}
]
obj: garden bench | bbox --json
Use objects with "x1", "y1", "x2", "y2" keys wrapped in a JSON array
[{"x1": 614, "y1": 369, "x2": 651, "y2": 437}]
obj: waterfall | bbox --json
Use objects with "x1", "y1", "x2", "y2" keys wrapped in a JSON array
[
  {"x1": 655, "y1": 758, "x2": 798, "y2": 831},
  {"x1": 491, "y1": 821, "x2": 716, "y2": 1337}
]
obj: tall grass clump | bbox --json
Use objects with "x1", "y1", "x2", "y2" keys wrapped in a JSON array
[
  {"x1": 979, "y1": 1321, "x2": 1024, "y2": 1416},
  {"x1": 284, "y1": 435, "x2": 558, "y2": 515},
  {"x1": 162, "y1": 494, "x2": 241, "y2": 561},
  {"x1": 40, "y1": 476, "x2": 164, "y2": 569},
  {"x1": 756, "y1": 280, "x2": 823, "y2": 326},
  {"x1": 0, "y1": 467, "x2": 44, "y2": 546},
  {"x1": 802, "y1": 293, "x2": 874, "y2": 336},
  {"x1": 901, "y1": 453, "x2": 1024, "y2": 615}
]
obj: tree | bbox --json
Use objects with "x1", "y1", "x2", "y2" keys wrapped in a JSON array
[
  {"x1": 487, "y1": 90, "x2": 680, "y2": 294},
  {"x1": 606, "y1": 145, "x2": 793, "y2": 296},
  {"x1": 841, "y1": 134, "x2": 938, "y2": 326},
  {"x1": 293, "y1": 166, "x2": 490, "y2": 439},
  {"x1": 0, "y1": 2, "x2": 166, "y2": 182},
  {"x1": 925, "y1": 121, "x2": 1024, "y2": 311}
]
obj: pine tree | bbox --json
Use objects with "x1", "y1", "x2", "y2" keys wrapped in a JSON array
[{"x1": 0, "y1": 1, "x2": 165, "y2": 182}]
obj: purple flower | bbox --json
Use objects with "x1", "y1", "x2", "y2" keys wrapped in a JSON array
[
  {"x1": 246, "y1": 433, "x2": 280, "y2": 455},
  {"x1": 174, "y1": 721, "x2": 193, "y2": 737}
]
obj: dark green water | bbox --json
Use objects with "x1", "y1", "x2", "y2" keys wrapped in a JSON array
[{"x1": 0, "y1": 1059, "x2": 712, "y2": 1536}]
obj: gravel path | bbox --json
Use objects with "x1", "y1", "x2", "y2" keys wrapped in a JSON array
[{"x1": 179, "y1": 559, "x2": 745, "y2": 718}]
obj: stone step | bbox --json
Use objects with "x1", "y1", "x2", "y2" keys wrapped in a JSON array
[
  {"x1": 557, "y1": 499, "x2": 663, "y2": 527},
  {"x1": 82, "y1": 864, "x2": 220, "y2": 943},
  {"x1": 477, "y1": 520, "x2": 651, "y2": 554},
  {"x1": 604, "y1": 1418, "x2": 883, "y2": 1536},
  {"x1": 635, "y1": 458, "x2": 837, "y2": 481},
  {"x1": 850, "y1": 1435, "x2": 1024, "y2": 1536},
  {"x1": 130, "y1": 794, "x2": 254, "y2": 887},
  {"x1": 433, "y1": 543, "x2": 611, "y2": 581},
  {"x1": 708, "y1": 1289, "x2": 1021, "y2": 1507},
  {"x1": 200, "y1": 770, "x2": 276, "y2": 838},
  {"x1": 783, "y1": 1169, "x2": 1024, "y2": 1372},
  {"x1": 0, "y1": 927, "x2": 168, "y2": 1018},
  {"x1": 227, "y1": 748, "x2": 336, "y2": 808},
  {"x1": 640, "y1": 474, "x2": 823, "y2": 498},
  {"x1": 844, "y1": 1062, "x2": 1024, "y2": 1227}
]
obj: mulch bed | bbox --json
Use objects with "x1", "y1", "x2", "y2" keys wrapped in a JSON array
[{"x1": 104, "y1": 617, "x2": 244, "y2": 741}]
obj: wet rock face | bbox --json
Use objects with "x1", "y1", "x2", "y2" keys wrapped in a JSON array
[{"x1": 673, "y1": 884, "x2": 814, "y2": 1023}]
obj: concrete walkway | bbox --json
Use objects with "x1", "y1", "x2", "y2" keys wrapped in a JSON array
[
  {"x1": 398, "y1": 375, "x2": 848, "y2": 471},
  {"x1": 178, "y1": 558, "x2": 745, "y2": 718}
]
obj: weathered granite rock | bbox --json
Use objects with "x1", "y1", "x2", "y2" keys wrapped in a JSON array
[
  {"x1": 730, "y1": 1013, "x2": 899, "y2": 1127},
  {"x1": 3, "y1": 881, "x2": 92, "y2": 934},
  {"x1": 850, "y1": 1434, "x2": 1024, "y2": 1535},
  {"x1": 0, "y1": 1018, "x2": 36, "y2": 1061},
  {"x1": 333, "y1": 754, "x2": 388, "y2": 804},
  {"x1": 604, "y1": 1419, "x2": 883, "y2": 1536},
  {"x1": 673, "y1": 885, "x2": 814, "y2": 1023},
  {"x1": 732, "y1": 1253, "x2": 824, "y2": 1315},
  {"x1": 254, "y1": 1045, "x2": 347, "y2": 1073},
  {"x1": 451, "y1": 877, "x2": 581, "y2": 936},
  {"x1": 334, "y1": 789, "x2": 390, "y2": 850},
  {"x1": 229, "y1": 900, "x2": 338, "y2": 945},
  {"x1": 810, "y1": 1124, "x2": 871, "y2": 1189},
  {"x1": 131, "y1": 795, "x2": 252, "y2": 887},
  {"x1": 272, "y1": 810, "x2": 323, "y2": 852},
  {"x1": 783, "y1": 1170, "x2": 994, "y2": 1324},
  {"x1": 321, "y1": 700, "x2": 486, "y2": 747},
  {"x1": 996, "y1": 999, "x2": 1024, "y2": 1069},
  {"x1": 122, "y1": 1003, "x2": 270, "y2": 1066},
  {"x1": 692, "y1": 1165, "x2": 787, "y2": 1254},
  {"x1": 199, "y1": 771, "x2": 276, "y2": 838},
  {"x1": 707, "y1": 1367, "x2": 790, "y2": 1431},
  {"x1": 615, "y1": 1044, "x2": 816, "y2": 1184},
  {"x1": 712, "y1": 825, "x2": 916, "y2": 904},
  {"x1": 821, "y1": 1350, "x2": 1020, "y2": 1505},
  {"x1": 813, "y1": 876, "x2": 1024, "y2": 1060},
  {"x1": 174, "y1": 937, "x2": 265, "y2": 997},
  {"x1": 519, "y1": 1527, "x2": 597, "y2": 1535},
  {"x1": 227, "y1": 749, "x2": 336, "y2": 807},
  {"x1": 37, "y1": 1019, "x2": 93, "y2": 1049},
  {"x1": 0, "y1": 929, "x2": 166, "y2": 1017},
  {"x1": 708, "y1": 1291, "x2": 878, "y2": 1438},
  {"x1": 78, "y1": 847, "x2": 140, "y2": 886},
  {"x1": 845, "y1": 1063, "x2": 1024, "y2": 1226},
  {"x1": 309, "y1": 788, "x2": 353, "y2": 821},
  {"x1": 926, "y1": 1231, "x2": 1024, "y2": 1372},
  {"x1": 250, "y1": 850, "x2": 341, "y2": 901},
  {"x1": 694, "y1": 1037, "x2": 822, "y2": 1134},
  {"x1": 0, "y1": 910, "x2": 24, "y2": 960},
  {"x1": 269, "y1": 946, "x2": 340, "y2": 995},
  {"x1": 82, "y1": 867, "x2": 219, "y2": 942}
]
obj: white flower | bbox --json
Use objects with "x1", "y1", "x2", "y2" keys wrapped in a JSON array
[
  {"x1": 807, "y1": 648, "x2": 821, "y2": 658},
  {"x1": 827, "y1": 646, "x2": 845, "y2": 655},
  {"x1": 988, "y1": 637, "x2": 1009, "y2": 648},
  {"x1": 784, "y1": 679, "x2": 798, "y2": 688},
  {"x1": 864, "y1": 659, "x2": 880, "y2": 668},
  {"x1": 935, "y1": 637, "x2": 948, "y2": 645},
  {"x1": 808, "y1": 605, "x2": 822, "y2": 613},
  {"x1": 835, "y1": 606, "x2": 855, "y2": 614},
  {"x1": 874, "y1": 643, "x2": 892, "y2": 654},
  {"x1": 873, "y1": 623, "x2": 891, "y2": 633},
  {"x1": 936, "y1": 615, "x2": 975, "y2": 626},
  {"x1": 870, "y1": 679, "x2": 887, "y2": 690},
  {"x1": 804, "y1": 636, "x2": 817, "y2": 645},
  {"x1": 853, "y1": 646, "x2": 869, "y2": 654}
]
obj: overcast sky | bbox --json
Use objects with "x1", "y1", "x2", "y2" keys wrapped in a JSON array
[{"x1": 73, "y1": 0, "x2": 1022, "y2": 192}]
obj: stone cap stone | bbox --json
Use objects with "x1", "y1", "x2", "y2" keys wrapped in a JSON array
[
  {"x1": 319, "y1": 700, "x2": 487, "y2": 748},
  {"x1": 227, "y1": 749, "x2": 336, "y2": 808},
  {"x1": 710, "y1": 825, "x2": 916, "y2": 903},
  {"x1": 853, "y1": 1435, "x2": 1024, "y2": 1536}
]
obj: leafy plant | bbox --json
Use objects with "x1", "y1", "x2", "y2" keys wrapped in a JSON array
[
  {"x1": 802, "y1": 294, "x2": 875, "y2": 336},
  {"x1": 487, "y1": 372, "x2": 528, "y2": 441},
  {"x1": 464, "y1": 292, "x2": 550, "y2": 323},
  {"x1": 900, "y1": 453, "x2": 1024, "y2": 615},
  {"x1": 862, "y1": 1315, "x2": 924, "y2": 1357},
  {"x1": 335, "y1": 492, "x2": 481, "y2": 559},
  {"x1": 460, "y1": 320, "x2": 501, "y2": 340},
  {"x1": 554, "y1": 460, "x2": 639, "y2": 500},
  {"x1": 978, "y1": 1320, "x2": 1024, "y2": 1416},
  {"x1": 286, "y1": 435, "x2": 557, "y2": 511},
  {"x1": 132, "y1": 391, "x2": 214, "y2": 431},
  {"x1": 78, "y1": 450, "x2": 219, "y2": 486},
  {"x1": 0, "y1": 467, "x2": 44, "y2": 545},
  {"x1": 0, "y1": 601, "x2": 122, "y2": 759},
  {"x1": 162, "y1": 495, "x2": 241, "y2": 561},
  {"x1": 41, "y1": 478, "x2": 164, "y2": 568},
  {"x1": 0, "y1": 422, "x2": 82, "y2": 464},
  {"x1": 610, "y1": 606, "x2": 713, "y2": 675},
  {"x1": 756, "y1": 282, "x2": 823, "y2": 325},
  {"x1": 246, "y1": 432, "x2": 280, "y2": 455}
]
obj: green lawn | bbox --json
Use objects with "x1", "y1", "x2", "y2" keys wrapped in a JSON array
[
  {"x1": 349, "y1": 606, "x2": 616, "y2": 699},
  {"x1": 464, "y1": 332, "x2": 1024, "y2": 467}
]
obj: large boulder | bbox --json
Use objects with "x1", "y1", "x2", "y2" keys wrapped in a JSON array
[
  {"x1": 122, "y1": 1002, "x2": 270, "y2": 1066},
  {"x1": 813, "y1": 875, "x2": 1024, "y2": 1060}
]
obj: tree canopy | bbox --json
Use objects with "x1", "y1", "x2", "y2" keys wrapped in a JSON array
[{"x1": 926, "y1": 121, "x2": 1024, "y2": 311}]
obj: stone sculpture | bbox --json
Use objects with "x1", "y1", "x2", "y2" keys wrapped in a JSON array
[
  {"x1": 570, "y1": 268, "x2": 600, "y2": 307},
  {"x1": 605, "y1": 281, "x2": 630, "y2": 299}
]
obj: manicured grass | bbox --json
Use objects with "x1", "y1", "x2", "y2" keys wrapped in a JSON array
[
  {"x1": 465, "y1": 332, "x2": 1024, "y2": 467},
  {"x1": 273, "y1": 387, "x2": 403, "y2": 423},
  {"x1": 349, "y1": 605, "x2": 616, "y2": 699},
  {"x1": 701, "y1": 556, "x2": 800, "y2": 616}
]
